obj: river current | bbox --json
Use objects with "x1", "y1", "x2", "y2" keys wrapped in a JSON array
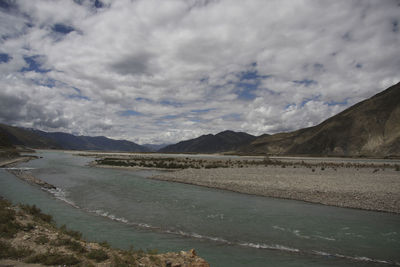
[{"x1": 0, "y1": 150, "x2": 399, "y2": 266}]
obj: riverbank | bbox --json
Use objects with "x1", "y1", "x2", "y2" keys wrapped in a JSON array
[
  {"x1": 1, "y1": 154, "x2": 210, "y2": 267},
  {"x1": 0, "y1": 156, "x2": 38, "y2": 168},
  {"x1": 151, "y1": 165, "x2": 400, "y2": 214},
  {"x1": 0, "y1": 197, "x2": 209, "y2": 267}
]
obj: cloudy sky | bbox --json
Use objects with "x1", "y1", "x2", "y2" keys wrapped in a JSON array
[{"x1": 0, "y1": 0, "x2": 399, "y2": 144}]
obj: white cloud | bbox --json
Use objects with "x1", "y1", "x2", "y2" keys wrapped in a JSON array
[{"x1": 0, "y1": 0, "x2": 399, "y2": 144}]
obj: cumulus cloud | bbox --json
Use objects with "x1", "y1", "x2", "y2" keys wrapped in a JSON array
[{"x1": 0, "y1": 0, "x2": 399, "y2": 144}]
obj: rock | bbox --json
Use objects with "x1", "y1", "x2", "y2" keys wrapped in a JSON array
[{"x1": 189, "y1": 249, "x2": 196, "y2": 258}]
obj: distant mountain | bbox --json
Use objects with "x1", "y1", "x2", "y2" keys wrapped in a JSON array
[
  {"x1": 0, "y1": 124, "x2": 149, "y2": 152},
  {"x1": 0, "y1": 130, "x2": 14, "y2": 148},
  {"x1": 239, "y1": 82, "x2": 400, "y2": 157},
  {"x1": 142, "y1": 143, "x2": 170, "y2": 152},
  {"x1": 159, "y1": 130, "x2": 257, "y2": 153},
  {"x1": 0, "y1": 124, "x2": 60, "y2": 149}
]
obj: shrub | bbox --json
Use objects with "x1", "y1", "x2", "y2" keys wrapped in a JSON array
[
  {"x1": 19, "y1": 204, "x2": 53, "y2": 223},
  {"x1": 34, "y1": 235, "x2": 49, "y2": 245},
  {"x1": 99, "y1": 241, "x2": 111, "y2": 249},
  {"x1": 86, "y1": 249, "x2": 109, "y2": 262},
  {"x1": 25, "y1": 252, "x2": 80, "y2": 265},
  {"x1": 59, "y1": 225, "x2": 82, "y2": 240},
  {"x1": 112, "y1": 253, "x2": 137, "y2": 267},
  {"x1": 52, "y1": 238, "x2": 87, "y2": 253},
  {"x1": 0, "y1": 240, "x2": 33, "y2": 259},
  {"x1": 0, "y1": 199, "x2": 20, "y2": 238}
]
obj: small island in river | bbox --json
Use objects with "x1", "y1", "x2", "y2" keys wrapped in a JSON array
[{"x1": 88, "y1": 153, "x2": 400, "y2": 214}]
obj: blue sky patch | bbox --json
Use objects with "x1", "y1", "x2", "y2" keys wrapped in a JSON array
[
  {"x1": 52, "y1": 24, "x2": 75, "y2": 34},
  {"x1": 67, "y1": 87, "x2": 90, "y2": 100},
  {"x1": 119, "y1": 109, "x2": 142, "y2": 116},
  {"x1": 94, "y1": 0, "x2": 104, "y2": 8},
  {"x1": 135, "y1": 97, "x2": 153, "y2": 103},
  {"x1": 285, "y1": 103, "x2": 296, "y2": 110},
  {"x1": 325, "y1": 99, "x2": 348, "y2": 106},
  {"x1": 68, "y1": 94, "x2": 90, "y2": 101},
  {"x1": 222, "y1": 113, "x2": 242, "y2": 121},
  {"x1": 34, "y1": 77, "x2": 56, "y2": 88},
  {"x1": 191, "y1": 108, "x2": 214, "y2": 113},
  {"x1": 21, "y1": 55, "x2": 50, "y2": 73},
  {"x1": 293, "y1": 79, "x2": 317, "y2": 87},
  {"x1": 235, "y1": 69, "x2": 270, "y2": 101},
  {"x1": 300, "y1": 95, "x2": 321, "y2": 107},
  {"x1": 0, "y1": 53, "x2": 11, "y2": 63},
  {"x1": 161, "y1": 114, "x2": 180, "y2": 120},
  {"x1": 160, "y1": 100, "x2": 182, "y2": 107}
]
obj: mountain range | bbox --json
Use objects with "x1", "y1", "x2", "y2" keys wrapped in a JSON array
[
  {"x1": 0, "y1": 124, "x2": 149, "y2": 152},
  {"x1": 159, "y1": 130, "x2": 256, "y2": 153},
  {"x1": 1, "y1": 82, "x2": 399, "y2": 157}
]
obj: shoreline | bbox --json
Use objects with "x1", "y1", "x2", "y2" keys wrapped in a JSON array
[
  {"x1": 0, "y1": 155, "x2": 210, "y2": 267},
  {"x1": 150, "y1": 166, "x2": 400, "y2": 214},
  {"x1": 0, "y1": 197, "x2": 209, "y2": 267},
  {"x1": 0, "y1": 156, "x2": 38, "y2": 168}
]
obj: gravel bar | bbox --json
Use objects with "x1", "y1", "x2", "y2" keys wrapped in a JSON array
[{"x1": 151, "y1": 166, "x2": 400, "y2": 213}]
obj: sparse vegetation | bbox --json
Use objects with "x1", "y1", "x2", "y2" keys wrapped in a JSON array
[
  {"x1": 86, "y1": 248, "x2": 109, "y2": 262},
  {"x1": 34, "y1": 235, "x2": 49, "y2": 245},
  {"x1": 99, "y1": 240, "x2": 111, "y2": 248},
  {"x1": 94, "y1": 154, "x2": 400, "y2": 172},
  {"x1": 0, "y1": 197, "x2": 209, "y2": 266},
  {"x1": 0, "y1": 240, "x2": 33, "y2": 259},
  {"x1": 0, "y1": 198, "x2": 21, "y2": 238},
  {"x1": 25, "y1": 252, "x2": 80, "y2": 265},
  {"x1": 59, "y1": 224, "x2": 82, "y2": 240},
  {"x1": 19, "y1": 204, "x2": 53, "y2": 223},
  {"x1": 51, "y1": 238, "x2": 87, "y2": 253}
]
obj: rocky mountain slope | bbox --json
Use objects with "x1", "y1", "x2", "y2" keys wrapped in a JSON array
[
  {"x1": 159, "y1": 130, "x2": 256, "y2": 153},
  {"x1": 239, "y1": 82, "x2": 400, "y2": 157},
  {"x1": 0, "y1": 124, "x2": 149, "y2": 152}
]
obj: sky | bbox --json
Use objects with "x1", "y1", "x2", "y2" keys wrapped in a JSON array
[{"x1": 0, "y1": 0, "x2": 399, "y2": 145}]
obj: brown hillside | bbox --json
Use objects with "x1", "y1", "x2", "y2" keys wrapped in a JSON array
[{"x1": 240, "y1": 82, "x2": 400, "y2": 157}]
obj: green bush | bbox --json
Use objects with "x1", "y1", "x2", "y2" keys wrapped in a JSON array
[
  {"x1": 19, "y1": 204, "x2": 53, "y2": 223},
  {"x1": 0, "y1": 199, "x2": 21, "y2": 238},
  {"x1": 112, "y1": 254, "x2": 137, "y2": 267},
  {"x1": 59, "y1": 225, "x2": 82, "y2": 240},
  {"x1": 52, "y1": 238, "x2": 87, "y2": 253},
  {"x1": 86, "y1": 249, "x2": 109, "y2": 262},
  {"x1": 25, "y1": 252, "x2": 80, "y2": 265},
  {"x1": 99, "y1": 241, "x2": 111, "y2": 248}
]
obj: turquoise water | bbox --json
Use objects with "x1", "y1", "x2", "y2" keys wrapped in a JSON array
[{"x1": 1, "y1": 150, "x2": 399, "y2": 266}]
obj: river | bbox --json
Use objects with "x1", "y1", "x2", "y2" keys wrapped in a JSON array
[{"x1": 1, "y1": 150, "x2": 399, "y2": 266}]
